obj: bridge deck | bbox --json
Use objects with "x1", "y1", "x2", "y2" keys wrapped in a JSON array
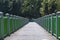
[{"x1": 5, "y1": 22, "x2": 57, "y2": 40}]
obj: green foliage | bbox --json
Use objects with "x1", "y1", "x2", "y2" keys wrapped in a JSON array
[
  {"x1": 21, "y1": 0, "x2": 42, "y2": 18},
  {"x1": 0, "y1": 0, "x2": 42, "y2": 18}
]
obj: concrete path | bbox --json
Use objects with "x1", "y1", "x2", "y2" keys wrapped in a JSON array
[{"x1": 5, "y1": 22, "x2": 57, "y2": 40}]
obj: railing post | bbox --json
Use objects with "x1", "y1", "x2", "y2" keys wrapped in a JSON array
[
  {"x1": 48, "y1": 15, "x2": 49, "y2": 32},
  {"x1": 52, "y1": 13, "x2": 55, "y2": 35},
  {"x1": 10, "y1": 15, "x2": 14, "y2": 32},
  {"x1": 13, "y1": 15, "x2": 15, "y2": 32},
  {"x1": 15, "y1": 15, "x2": 18, "y2": 30},
  {"x1": 46, "y1": 15, "x2": 48, "y2": 31},
  {"x1": 14, "y1": 15, "x2": 16, "y2": 31},
  {"x1": 50, "y1": 14, "x2": 53, "y2": 34},
  {"x1": 5, "y1": 13, "x2": 10, "y2": 36},
  {"x1": 49, "y1": 14, "x2": 51, "y2": 33},
  {"x1": 56, "y1": 12, "x2": 59, "y2": 39},
  {"x1": 0, "y1": 12, "x2": 4, "y2": 40}
]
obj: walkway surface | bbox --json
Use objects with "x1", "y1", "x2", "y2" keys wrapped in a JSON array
[{"x1": 5, "y1": 22, "x2": 57, "y2": 40}]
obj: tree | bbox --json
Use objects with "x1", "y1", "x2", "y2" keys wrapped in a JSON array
[
  {"x1": 44, "y1": 3, "x2": 49, "y2": 15},
  {"x1": 21, "y1": 0, "x2": 42, "y2": 18},
  {"x1": 0, "y1": 1, "x2": 9, "y2": 14},
  {"x1": 50, "y1": 1, "x2": 57, "y2": 13},
  {"x1": 9, "y1": 0, "x2": 22, "y2": 16}
]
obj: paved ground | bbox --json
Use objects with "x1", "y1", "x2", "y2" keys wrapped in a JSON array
[{"x1": 5, "y1": 22, "x2": 57, "y2": 40}]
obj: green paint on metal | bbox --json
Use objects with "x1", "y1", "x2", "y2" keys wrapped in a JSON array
[
  {"x1": 10, "y1": 17, "x2": 13, "y2": 33},
  {"x1": 0, "y1": 18, "x2": 1, "y2": 39},
  {"x1": 49, "y1": 17, "x2": 52, "y2": 33},
  {"x1": 58, "y1": 16, "x2": 60, "y2": 39},
  {"x1": 4, "y1": 17, "x2": 8, "y2": 36},
  {"x1": 53, "y1": 16, "x2": 56, "y2": 36},
  {"x1": 46, "y1": 17, "x2": 48, "y2": 31},
  {"x1": 0, "y1": 16, "x2": 28, "y2": 39}
]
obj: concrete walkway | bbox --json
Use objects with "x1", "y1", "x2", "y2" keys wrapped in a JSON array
[{"x1": 5, "y1": 22, "x2": 57, "y2": 40}]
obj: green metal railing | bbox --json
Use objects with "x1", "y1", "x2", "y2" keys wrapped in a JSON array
[
  {"x1": 34, "y1": 11, "x2": 60, "y2": 40},
  {"x1": 0, "y1": 12, "x2": 29, "y2": 40}
]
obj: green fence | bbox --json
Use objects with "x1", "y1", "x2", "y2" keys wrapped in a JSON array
[
  {"x1": 34, "y1": 11, "x2": 60, "y2": 40},
  {"x1": 0, "y1": 12, "x2": 29, "y2": 40}
]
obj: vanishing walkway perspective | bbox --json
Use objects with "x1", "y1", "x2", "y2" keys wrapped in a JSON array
[{"x1": 5, "y1": 22, "x2": 57, "y2": 40}]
